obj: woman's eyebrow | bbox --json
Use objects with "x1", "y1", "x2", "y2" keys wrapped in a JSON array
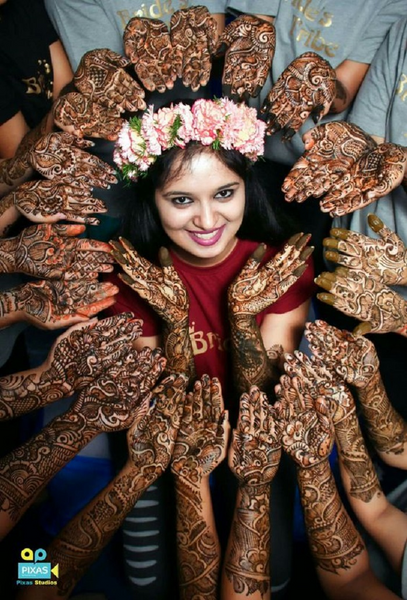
[{"x1": 161, "y1": 181, "x2": 240, "y2": 197}]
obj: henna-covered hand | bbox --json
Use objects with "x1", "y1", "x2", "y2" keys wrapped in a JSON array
[
  {"x1": 304, "y1": 320, "x2": 379, "y2": 389},
  {"x1": 171, "y1": 375, "x2": 229, "y2": 483},
  {"x1": 112, "y1": 239, "x2": 189, "y2": 325},
  {"x1": 170, "y1": 6, "x2": 217, "y2": 91},
  {"x1": 43, "y1": 312, "x2": 143, "y2": 393},
  {"x1": 73, "y1": 346, "x2": 166, "y2": 434},
  {"x1": 228, "y1": 234, "x2": 312, "y2": 317},
  {"x1": 229, "y1": 386, "x2": 281, "y2": 486},
  {"x1": 282, "y1": 350, "x2": 356, "y2": 427},
  {"x1": 320, "y1": 143, "x2": 407, "y2": 216},
  {"x1": 53, "y1": 92, "x2": 125, "y2": 141},
  {"x1": 215, "y1": 14, "x2": 275, "y2": 101},
  {"x1": 74, "y1": 48, "x2": 146, "y2": 113},
  {"x1": 1, "y1": 223, "x2": 114, "y2": 280},
  {"x1": 316, "y1": 266, "x2": 407, "y2": 335},
  {"x1": 262, "y1": 52, "x2": 336, "y2": 141},
  {"x1": 11, "y1": 179, "x2": 106, "y2": 225},
  {"x1": 282, "y1": 121, "x2": 376, "y2": 203},
  {"x1": 124, "y1": 17, "x2": 177, "y2": 93},
  {"x1": 28, "y1": 131, "x2": 118, "y2": 189},
  {"x1": 324, "y1": 215, "x2": 407, "y2": 286},
  {"x1": 8, "y1": 277, "x2": 119, "y2": 329},
  {"x1": 275, "y1": 374, "x2": 334, "y2": 467},
  {"x1": 127, "y1": 373, "x2": 187, "y2": 483}
]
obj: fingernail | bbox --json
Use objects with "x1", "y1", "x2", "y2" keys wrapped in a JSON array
[
  {"x1": 353, "y1": 322, "x2": 372, "y2": 336},
  {"x1": 367, "y1": 214, "x2": 383, "y2": 232}
]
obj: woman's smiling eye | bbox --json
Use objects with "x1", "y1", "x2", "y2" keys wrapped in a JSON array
[
  {"x1": 172, "y1": 196, "x2": 193, "y2": 206},
  {"x1": 215, "y1": 188, "x2": 234, "y2": 199}
]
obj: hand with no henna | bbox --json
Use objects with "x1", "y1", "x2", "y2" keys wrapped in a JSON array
[
  {"x1": 171, "y1": 375, "x2": 229, "y2": 483},
  {"x1": 28, "y1": 131, "x2": 118, "y2": 189},
  {"x1": 316, "y1": 266, "x2": 407, "y2": 335},
  {"x1": 320, "y1": 142, "x2": 407, "y2": 216},
  {"x1": 74, "y1": 48, "x2": 146, "y2": 113},
  {"x1": 304, "y1": 319, "x2": 379, "y2": 389},
  {"x1": 53, "y1": 92, "x2": 125, "y2": 141},
  {"x1": 3, "y1": 277, "x2": 118, "y2": 329},
  {"x1": 170, "y1": 6, "x2": 217, "y2": 91},
  {"x1": 124, "y1": 17, "x2": 176, "y2": 93},
  {"x1": 229, "y1": 385, "x2": 281, "y2": 486},
  {"x1": 282, "y1": 121, "x2": 376, "y2": 204},
  {"x1": 43, "y1": 312, "x2": 144, "y2": 394},
  {"x1": 323, "y1": 214, "x2": 407, "y2": 286},
  {"x1": 227, "y1": 233, "x2": 313, "y2": 317},
  {"x1": 215, "y1": 14, "x2": 276, "y2": 101},
  {"x1": 11, "y1": 179, "x2": 106, "y2": 225},
  {"x1": 262, "y1": 52, "x2": 336, "y2": 141},
  {"x1": 0, "y1": 223, "x2": 114, "y2": 280}
]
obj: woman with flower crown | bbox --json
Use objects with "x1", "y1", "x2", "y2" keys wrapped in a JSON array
[{"x1": 106, "y1": 97, "x2": 316, "y2": 599}]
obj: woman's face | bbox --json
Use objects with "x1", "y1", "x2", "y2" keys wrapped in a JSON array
[{"x1": 154, "y1": 151, "x2": 246, "y2": 266}]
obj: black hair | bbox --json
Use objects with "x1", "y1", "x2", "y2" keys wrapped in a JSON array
[{"x1": 119, "y1": 142, "x2": 294, "y2": 262}]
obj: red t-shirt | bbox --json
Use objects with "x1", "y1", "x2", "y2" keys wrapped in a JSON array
[{"x1": 106, "y1": 239, "x2": 315, "y2": 402}]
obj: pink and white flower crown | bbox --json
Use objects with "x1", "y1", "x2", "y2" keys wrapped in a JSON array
[{"x1": 113, "y1": 97, "x2": 266, "y2": 182}]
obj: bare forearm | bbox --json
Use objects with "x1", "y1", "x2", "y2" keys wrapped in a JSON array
[
  {"x1": 175, "y1": 476, "x2": 220, "y2": 600},
  {"x1": 222, "y1": 484, "x2": 271, "y2": 600}
]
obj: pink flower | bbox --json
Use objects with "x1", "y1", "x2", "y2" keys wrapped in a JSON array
[{"x1": 191, "y1": 99, "x2": 226, "y2": 145}]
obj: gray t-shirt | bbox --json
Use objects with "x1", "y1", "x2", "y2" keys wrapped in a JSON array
[
  {"x1": 227, "y1": 0, "x2": 406, "y2": 165},
  {"x1": 333, "y1": 17, "x2": 407, "y2": 299},
  {"x1": 45, "y1": 0, "x2": 192, "y2": 71}
]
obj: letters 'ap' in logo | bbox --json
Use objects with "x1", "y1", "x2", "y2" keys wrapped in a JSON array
[{"x1": 18, "y1": 548, "x2": 59, "y2": 580}]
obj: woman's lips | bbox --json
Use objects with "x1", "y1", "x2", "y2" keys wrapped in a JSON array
[{"x1": 187, "y1": 225, "x2": 225, "y2": 247}]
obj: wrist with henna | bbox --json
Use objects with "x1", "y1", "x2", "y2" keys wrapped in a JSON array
[
  {"x1": 229, "y1": 313, "x2": 276, "y2": 395},
  {"x1": 0, "y1": 236, "x2": 17, "y2": 272},
  {"x1": 45, "y1": 461, "x2": 157, "y2": 597},
  {"x1": 334, "y1": 408, "x2": 381, "y2": 502},
  {"x1": 297, "y1": 460, "x2": 364, "y2": 573},
  {"x1": 225, "y1": 483, "x2": 271, "y2": 596},
  {"x1": 0, "y1": 368, "x2": 71, "y2": 420},
  {"x1": 174, "y1": 476, "x2": 219, "y2": 599},
  {"x1": 358, "y1": 370, "x2": 407, "y2": 455},
  {"x1": 0, "y1": 410, "x2": 96, "y2": 528},
  {"x1": 163, "y1": 319, "x2": 196, "y2": 382}
]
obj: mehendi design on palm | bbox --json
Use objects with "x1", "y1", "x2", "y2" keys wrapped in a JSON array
[
  {"x1": 316, "y1": 267, "x2": 407, "y2": 334},
  {"x1": 320, "y1": 142, "x2": 407, "y2": 216},
  {"x1": 28, "y1": 131, "x2": 117, "y2": 189},
  {"x1": 215, "y1": 14, "x2": 275, "y2": 100},
  {"x1": 1, "y1": 223, "x2": 114, "y2": 280},
  {"x1": 124, "y1": 17, "x2": 177, "y2": 93},
  {"x1": 74, "y1": 48, "x2": 146, "y2": 113},
  {"x1": 112, "y1": 239, "x2": 196, "y2": 380},
  {"x1": 282, "y1": 121, "x2": 376, "y2": 204},
  {"x1": 262, "y1": 52, "x2": 336, "y2": 141},
  {"x1": 324, "y1": 215, "x2": 407, "y2": 286},
  {"x1": 171, "y1": 375, "x2": 228, "y2": 599},
  {"x1": 225, "y1": 386, "x2": 280, "y2": 597},
  {"x1": 53, "y1": 92, "x2": 125, "y2": 141},
  {"x1": 170, "y1": 6, "x2": 217, "y2": 92},
  {"x1": 11, "y1": 179, "x2": 106, "y2": 225}
]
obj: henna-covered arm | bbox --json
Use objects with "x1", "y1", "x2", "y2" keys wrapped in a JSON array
[
  {"x1": 171, "y1": 375, "x2": 229, "y2": 600},
  {"x1": 112, "y1": 239, "x2": 196, "y2": 382},
  {"x1": 17, "y1": 373, "x2": 186, "y2": 600},
  {"x1": 221, "y1": 386, "x2": 281, "y2": 600},
  {"x1": 227, "y1": 236, "x2": 312, "y2": 395},
  {"x1": 0, "y1": 313, "x2": 142, "y2": 420},
  {"x1": 0, "y1": 347, "x2": 166, "y2": 541}
]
